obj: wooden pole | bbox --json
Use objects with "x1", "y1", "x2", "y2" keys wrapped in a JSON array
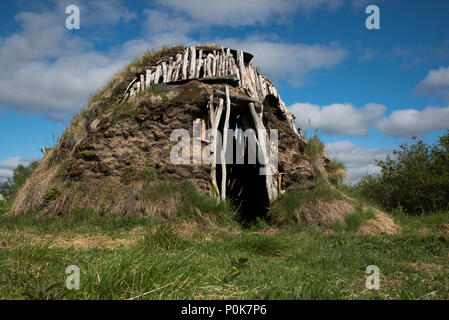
[
  {"x1": 221, "y1": 86, "x2": 231, "y2": 200},
  {"x1": 209, "y1": 95, "x2": 223, "y2": 200},
  {"x1": 182, "y1": 49, "x2": 188, "y2": 80},
  {"x1": 248, "y1": 102, "x2": 277, "y2": 203},
  {"x1": 189, "y1": 46, "x2": 196, "y2": 79}
]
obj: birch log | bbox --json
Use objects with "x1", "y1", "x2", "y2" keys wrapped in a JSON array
[
  {"x1": 182, "y1": 49, "x2": 189, "y2": 80},
  {"x1": 145, "y1": 70, "x2": 152, "y2": 87},
  {"x1": 195, "y1": 58, "x2": 203, "y2": 78},
  {"x1": 259, "y1": 74, "x2": 267, "y2": 97},
  {"x1": 212, "y1": 54, "x2": 217, "y2": 77},
  {"x1": 189, "y1": 46, "x2": 196, "y2": 79},
  {"x1": 173, "y1": 54, "x2": 182, "y2": 81},
  {"x1": 154, "y1": 65, "x2": 161, "y2": 84},
  {"x1": 221, "y1": 86, "x2": 231, "y2": 200},
  {"x1": 248, "y1": 102, "x2": 277, "y2": 203},
  {"x1": 210, "y1": 96, "x2": 223, "y2": 199},
  {"x1": 140, "y1": 74, "x2": 145, "y2": 91},
  {"x1": 124, "y1": 77, "x2": 137, "y2": 95},
  {"x1": 206, "y1": 54, "x2": 213, "y2": 77},
  {"x1": 167, "y1": 57, "x2": 174, "y2": 81},
  {"x1": 162, "y1": 62, "x2": 167, "y2": 83},
  {"x1": 237, "y1": 50, "x2": 247, "y2": 88}
]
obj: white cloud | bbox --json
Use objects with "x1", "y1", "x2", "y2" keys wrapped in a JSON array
[
  {"x1": 375, "y1": 105, "x2": 449, "y2": 137},
  {"x1": 0, "y1": 6, "x2": 136, "y2": 118},
  {"x1": 326, "y1": 141, "x2": 391, "y2": 182},
  {"x1": 219, "y1": 38, "x2": 346, "y2": 86},
  {"x1": 359, "y1": 47, "x2": 378, "y2": 62},
  {"x1": 141, "y1": 7, "x2": 347, "y2": 87},
  {"x1": 0, "y1": 5, "x2": 348, "y2": 120},
  {"x1": 289, "y1": 102, "x2": 386, "y2": 135},
  {"x1": 0, "y1": 157, "x2": 36, "y2": 183},
  {"x1": 415, "y1": 66, "x2": 449, "y2": 101},
  {"x1": 156, "y1": 0, "x2": 344, "y2": 27}
]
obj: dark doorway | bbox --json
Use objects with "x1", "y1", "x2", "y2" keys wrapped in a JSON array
[{"x1": 215, "y1": 107, "x2": 270, "y2": 223}]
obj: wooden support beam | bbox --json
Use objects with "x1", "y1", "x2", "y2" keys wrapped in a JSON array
[
  {"x1": 221, "y1": 86, "x2": 231, "y2": 200},
  {"x1": 213, "y1": 89, "x2": 261, "y2": 105},
  {"x1": 182, "y1": 49, "x2": 188, "y2": 80},
  {"x1": 209, "y1": 95, "x2": 223, "y2": 200},
  {"x1": 140, "y1": 74, "x2": 145, "y2": 91},
  {"x1": 248, "y1": 102, "x2": 278, "y2": 203},
  {"x1": 189, "y1": 46, "x2": 196, "y2": 79}
]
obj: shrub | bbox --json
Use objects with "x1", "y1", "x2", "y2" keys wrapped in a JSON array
[
  {"x1": 353, "y1": 131, "x2": 449, "y2": 215},
  {"x1": 304, "y1": 131, "x2": 326, "y2": 159},
  {"x1": 325, "y1": 159, "x2": 347, "y2": 185},
  {"x1": 0, "y1": 161, "x2": 39, "y2": 201}
]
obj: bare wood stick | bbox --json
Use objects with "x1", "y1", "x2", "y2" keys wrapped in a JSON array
[
  {"x1": 202, "y1": 57, "x2": 207, "y2": 77},
  {"x1": 145, "y1": 70, "x2": 152, "y2": 87},
  {"x1": 162, "y1": 61, "x2": 167, "y2": 83},
  {"x1": 182, "y1": 49, "x2": 188, "y2": 80},
  {"x1": 189, "y1": 46, "x2": 196, "y2": 79},
  {"x1": 167, "y1": 57, "x2": 174, "y2": 81},
  {"x1": 195, "y1": 58, "x2": 203, "y2": 78},
  {"x1": 206, "y1": 54, "x2": 212, "y2": 77},
  {"x1": 124, "y1": 77, "x2": 137, "y2": 95},
  {"x1": 173, "y1": 54, "x2": 182, "y2": 81},
  {"x1": 212, "y1": 53, "x2": 217, "y2": 77},
  {"x1": 237, "y1": 50, "x2": 247, "y2": 88},
  {"x1": 259, "y1": 74, "x2": 267, "y2": 97},
  {"x1": 140, "y1": 74, "x2": 145, "y2": 91},
  {"x1": 221, "y1": 87, "x2": 231, "y2": 200},
  {"x1": 215, "y1": 54, "x2": 220, "y2": 77},
  {"x1": 213, "y1": 89, "x2": 261, "y2": 104},
  {"x1": 154, "y1": 64, "x2": 161, "y2": 84},
  {"x1": 246, "y1": 65, "x2": 256, "y2": 99},
  {"x1": 248, "y1": 102, "x2": 277, "y2": 203},
  {"x1": 210, "y1": 96, "x2": 223, "y2": 200},
  {"x1": 198, "y1": 49, "x2": 203, "y2": 72}
]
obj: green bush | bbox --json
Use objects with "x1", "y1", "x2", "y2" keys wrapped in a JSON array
[
  {"x1": 353, "y1": 131, "x2": 449, "y2": 215},
  {"x1": 0, "y1": 161, "x2": 39, "y2": 200},
  {"x1": 304, "y1": 131, "x2": 325, "y2": 159}
]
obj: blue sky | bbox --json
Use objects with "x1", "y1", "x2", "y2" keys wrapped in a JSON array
[{"x1": 1, "y1": 0, "x2": 449, "y2": 182}]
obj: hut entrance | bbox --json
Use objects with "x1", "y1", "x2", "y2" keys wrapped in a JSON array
[{"x1": 215, "y1": 106, "x2": 270, "y2": 223}]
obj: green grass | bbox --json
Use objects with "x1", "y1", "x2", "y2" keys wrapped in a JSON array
[
  {"x1": 304, "y1": 131, "x2": 326, "y2": 159},
  {"x1": 331, "y1": 207, "x2": 377, "y2": 233},
  {"x1": 268, "y1": 177, "x2": 344, "y2": 226},
  {"x1": 0, "y1": 209, "x2": 448, "y2": 300}
]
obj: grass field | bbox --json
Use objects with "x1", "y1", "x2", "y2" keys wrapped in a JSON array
[{"x1": 1, "y1": 209, "x2": 448, "y2": 300}]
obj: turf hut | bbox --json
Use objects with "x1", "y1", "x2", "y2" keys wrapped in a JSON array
[{"x1": 11, "y1": 45, "x2": 326, "y2": 221}]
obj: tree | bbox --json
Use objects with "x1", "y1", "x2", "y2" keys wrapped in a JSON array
[
  {"x1": 0, "y1": 161, "x2": 39, "y2": 200},
  {"x1": 354, "y1": 130, "x2": 449, "y2": 215}
]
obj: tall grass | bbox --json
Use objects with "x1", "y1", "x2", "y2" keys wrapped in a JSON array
[
  {"x1": 1, "y1": 210, "x2": 449, "y2": 299},
  {"x1": 268, "y1": 177, "x2": 343, "y2": 226},
  {"x1": 304, "y1": 131, "x2": 326, "y2": 159}
]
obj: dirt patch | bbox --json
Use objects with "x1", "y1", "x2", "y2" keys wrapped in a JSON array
[
  {"x1": 51, "y1": 235, "x2": 134, "y2": 249},
  {"x1": 438, "y1": 223, "x2": 449, "y2": 234},
  {"x1": 173, "y1": 220, "x2": 238, "y2": 240},
  {"x1": 129, "y1": 226, "x2": 145, "y2": 235},
  {"x1": 406, "y1": 262, "x2": 444, "y2": 273}
]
